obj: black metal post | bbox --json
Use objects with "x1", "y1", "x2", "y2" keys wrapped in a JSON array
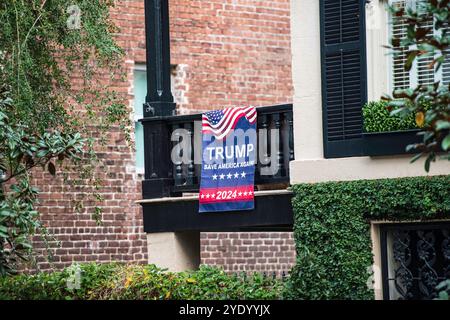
[
  {"x1": 141, "y1": 0, "x2": 176, "y2": 198},
  {"x1": 141, "y1": 118, "x2": 173, "y2": 198},
  {"x1": 380, "y1": 226, "x2": 389, "y2": 300},
  {"x1": 144, "y1": 0, "x2": 176, "y2": 117}
]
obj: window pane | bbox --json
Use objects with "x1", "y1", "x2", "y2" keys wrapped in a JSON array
[
  {"x1": 134, "y1": 69, "x2": 147, "y2": 118},
  {"x1": 135, "y1": 121, "x2": 145, "y2": 171},
  {"x1": 443, "y1": 53, "x2": 450, "y2": 85},
  {"x1": 416, "y1": 3, "x2": 434, "y2": 86},
  {"x1": 388, "y1": 0, "x2": 447, "y2": 89},
  {"x1": 134, "y1": 68, "x2": 147, "y2": 171}
]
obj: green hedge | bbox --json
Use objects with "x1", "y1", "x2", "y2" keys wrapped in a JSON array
[
  {"x1": 362, "y1": 100, "x2": 417, "y2": 133},
  {"x1": 285, "y1": 175, "x2": 450, "y2": 300},
  {"x1": 0, "y1": 264, "x2": 283, "y2": 300}
]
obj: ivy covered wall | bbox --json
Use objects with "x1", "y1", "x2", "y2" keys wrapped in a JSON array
[{"x1": 285, "y1": 175, "x2": 450, "y2": 299}]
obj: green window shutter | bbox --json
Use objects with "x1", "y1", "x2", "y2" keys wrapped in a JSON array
[{"x1": 320, "y1": 0, "x2": 367, "y2": 158}]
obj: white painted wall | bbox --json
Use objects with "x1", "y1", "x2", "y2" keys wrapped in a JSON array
[
  {"x1": 290, "y1": 0, "x2": 324, "y2": 161},
  {"x1": 289, "y1": 0, "x2": 449, "y2": 184}
]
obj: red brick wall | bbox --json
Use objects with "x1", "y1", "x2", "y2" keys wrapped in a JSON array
[
  {"x1": 30, "y1": 0, "x2": 294, "y2": 272},
  {"x1": 112, "y1": 0, "x2": 292, "y2": 112},
  {"x1": 200, "y1": 232, "x2": 295, "y2": 276},
  {"x1": 169, "y1": 0, "x2": 293, "y2": 113}
]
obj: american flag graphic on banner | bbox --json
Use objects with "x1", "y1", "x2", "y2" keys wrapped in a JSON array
[
  {"x1": 199, "y1": 106, "x2": 257, "y2": 213},
  {"x1": 202, "y1": 107, "x2": 257, "y2": 140}
]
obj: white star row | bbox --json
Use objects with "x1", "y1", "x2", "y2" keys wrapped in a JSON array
[
  {"x1": 200, "y1": 190, "x2": 253, "y2": 199},
  {"x1": 212, "y1": 171, "x2": 247, "y2": 180}
]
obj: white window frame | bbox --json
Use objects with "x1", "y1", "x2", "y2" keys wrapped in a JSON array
[
  {"x1": 366, "y1": 0, "x2": 449, "y2": 99},
  {"x1": 133, "y1": 64, "x2": 177, "y2": 174},
  {"x1": 133, "y1": 64, "x2": 147, "y2": 175},
  {"x1": 387, "y1": 0, "x2": 448, "y2": 92},
  {"x1": 365, "y1": 0, "x2": 390, "y2": 100}
]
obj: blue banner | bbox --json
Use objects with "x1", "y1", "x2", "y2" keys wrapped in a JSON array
[{"x1": 199, "y1": 107, "x2": 257, "y2": 213}]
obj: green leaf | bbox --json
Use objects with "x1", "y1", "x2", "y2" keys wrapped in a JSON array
[
  {"x1": 410, "y1": 153, "x2": 423, "y2": 163},
  {"x1": 436, "y1": 120, "x2": 450, "y2": 131},
  {"x1": 406, "y1": 143, "x2": 418, "y2": 152},
  {"x1": 0, "y1": 209, "x2": 14, "y2": 217},
  {"x1": 47, "y1": 162, "x2": 56, "y2": 176},
  {"x1": 441, "y1": 134, "x2": 450, "y2": 151},
  {"x1": 424, "y1": 157, "x2": 431, "y2": 172},
  {"x1": 438, "y1": 291, "x2": 449, "y2": 300},
  {"x1": 405, "y1": 51, "x2": 419, "y2": 71}
]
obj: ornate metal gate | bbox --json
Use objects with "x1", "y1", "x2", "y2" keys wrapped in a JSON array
[{"x1": 380, "y1": 223, "x2": 450, "y2": 300}]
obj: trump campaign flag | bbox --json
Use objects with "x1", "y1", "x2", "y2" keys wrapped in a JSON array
[{"x1": 199, "y1": 106, "x2": 257, "y2": 213}]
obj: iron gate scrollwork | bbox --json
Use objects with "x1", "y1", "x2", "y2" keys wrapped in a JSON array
[{"x1": 380, "y1": 223, "x2": 450, "y2": 300}]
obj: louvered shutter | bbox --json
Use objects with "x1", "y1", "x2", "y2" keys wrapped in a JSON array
[
  {"x1": 390, "y1": 0, "x2": 445, "y2": 88},
  {"x1": 416, "y1": 0, "x2": 435, "y2": 86},
  {"x1": 442, "y1": 22, "x2": 450, "y2": 85},
  {"x1": 443, "y1": 49, "x2": 450, "y2": 85},
  {"x1": 320, "y1": 0, "x2": 367, "y2": 158},
  {"x1": 391, "y1": 0, "x2": 410, "y2": 90}
]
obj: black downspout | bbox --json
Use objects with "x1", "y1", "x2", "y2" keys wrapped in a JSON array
[
  {"x1": 141, "y1": 0, "x2": 176, "y2": 198},
  {"x1": 143, "y1": 0, "x2": 176, "y2": 117}
]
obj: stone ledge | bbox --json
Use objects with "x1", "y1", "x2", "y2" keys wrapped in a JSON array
[{"x1": 136, "y1": 189, "x2": 293, "y2": 204}]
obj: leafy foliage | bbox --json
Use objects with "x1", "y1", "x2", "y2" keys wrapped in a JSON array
[
  {"x1": 286, "y1": 176, "x2": 450, "y2": 300},
  {"x1": 0, "y1": 0, "x2": 125, "y2": 131},
  {"x1": 0, "y1": 263, "x2": 283, "y2": 300},
  {"x1": 363, "y1": 100, "x2": 418, "y2": 132},
  {"x1": 0, "y1": 84, "x2": 84, "y2": 275},
  {"x1": 0, "y1": 1, "x2": 130, "y2": 272},
  {"x1": 363, "y1": 99, "x2": 432, "y2": 132},
  {"x1": 384, "y1": 0, "x2": 450, "y2": 171},
  {"x1": 436, "y1": 279, "x2": 450, "y2": 300}
]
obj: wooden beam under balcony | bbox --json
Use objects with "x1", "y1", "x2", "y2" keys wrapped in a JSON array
[{"x1": 138, "y1": 190, "x2": 294, "y2": 233}]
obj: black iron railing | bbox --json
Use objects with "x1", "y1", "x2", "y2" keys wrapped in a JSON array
[{"x1": 140, "y1": 104, "x2": 294, "y2": 199}]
